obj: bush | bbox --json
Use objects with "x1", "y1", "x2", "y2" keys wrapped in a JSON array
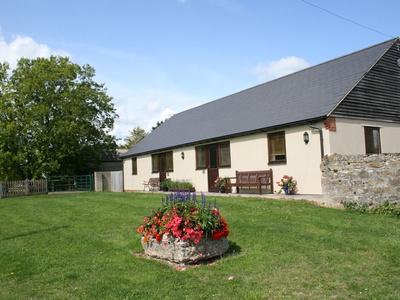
[{"x1": 343, "y1": 200, "x2": 400, "y2": 216}]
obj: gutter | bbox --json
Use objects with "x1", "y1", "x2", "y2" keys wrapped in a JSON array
[{"x1": 309, "y1": 124, "x2": 324, "y2": 160}]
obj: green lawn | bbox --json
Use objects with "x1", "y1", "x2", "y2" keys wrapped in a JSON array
[{"x1": 0, "y1": 192, "x2": 399, "y2": 299}]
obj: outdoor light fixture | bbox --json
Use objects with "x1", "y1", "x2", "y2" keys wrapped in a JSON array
[
  {"x1": 303, "y1": 132, "x2": 309, "y2": 144},
  {"x1": 181, "y1": 152, "x2": 185, "y2": 160}
]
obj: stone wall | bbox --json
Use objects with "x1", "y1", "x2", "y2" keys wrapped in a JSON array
[{"x1": 321, "y1": 153, "x2": 400, "y2": 206}]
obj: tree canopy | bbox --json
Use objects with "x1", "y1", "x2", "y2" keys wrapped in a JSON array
[
  {"x1": 0, "y1": 56, "x2": 118, "y2": 180},
  {"x1": 122, "y1": 126, "x2": 148, "y2": 149}
]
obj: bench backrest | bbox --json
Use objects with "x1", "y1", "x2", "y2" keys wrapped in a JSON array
[
  {"x1": 236, "y1": 170, "x2": 272, "y2": 184},
  {"x1": 148, "y1": 178, "x2": 160, "y2": 187}
]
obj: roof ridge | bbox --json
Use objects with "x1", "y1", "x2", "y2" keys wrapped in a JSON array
[{"x1": 175, "y1": 38, "x2": 399, "y2": 114}]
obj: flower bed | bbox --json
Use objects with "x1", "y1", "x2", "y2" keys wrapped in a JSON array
[{"x1": 137, "y1": 191, "x2": 230, "y2": 263}]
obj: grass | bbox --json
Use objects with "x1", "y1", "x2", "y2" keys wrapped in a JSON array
[{"x1": 0, "y1": 192, "x2": 399, "y2": 299}]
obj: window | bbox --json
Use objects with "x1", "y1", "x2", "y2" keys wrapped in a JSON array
[
  {"x1": 195, "y1": 142, "x2": 231, "y2": 169},
  {"x1": 152, "y1": 151, "x2": 174, "y2": 173},
  {"x1": 131, "y1": 157, "x2": 137, "y2": 175},
  {"x1": 365, "y1": 127, "x2": 381, "y2": 154},
  {"x1": 165, "y1": 152, "x2": 173, "y2": 172},
  {"x1": 268, "y1": 131, "x2": 286, "y2": 163},
  {"x1": 196, "y1": 146, "x2": 206, "y2": 169},
  {"x1": 152, "y1": 154, "x2": 159, "y2": 173},
  {"x1": 219, "y1": 142, "x2": 231, "y2": 167}
]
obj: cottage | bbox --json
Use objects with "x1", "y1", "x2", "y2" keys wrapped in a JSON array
[{"x1": 122, "y1": 38, "x2": 400, "y2": 195}]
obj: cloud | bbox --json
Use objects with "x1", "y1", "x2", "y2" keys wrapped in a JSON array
[
  {"x1": 251, "y1": 56, "x2": 310, "y2": 82},
  {"x1": 0, "y1": 33, "x2": 70, "y2": 69},
  {"x1": 108, "y1": 83, "x2": 205, "y2": 144}
]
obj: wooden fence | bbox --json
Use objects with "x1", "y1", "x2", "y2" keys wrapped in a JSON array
[{"x1": 0, "y1": 179, "x2": 48, "y2": 198}]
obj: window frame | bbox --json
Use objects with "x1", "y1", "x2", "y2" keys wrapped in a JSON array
[
  {"x1": 151, "y1": 151, "x2": 174, "y2": 173},
  {"x1": 267, "y1": 131, "x2": 287, "y2": 164},
  {"x1": 195, "y1": 142, "x2": 231, "y2": 169},
  {"x1": 131, "y1": 157, "x2": 137, "y2": 175},
  {"x1": 364, "y1": 126, "x2": 381, "y2": 154}
]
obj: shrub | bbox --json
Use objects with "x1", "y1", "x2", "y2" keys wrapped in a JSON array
[
  {"x1": 161, "y1": 179, "x2": 194, "y2": 190},
  {"x1": 343, "y1": 200, "x2": 400, "y2": 216}
]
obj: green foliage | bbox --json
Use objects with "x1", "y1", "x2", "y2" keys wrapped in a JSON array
[
  {"x1": 0, "y1": 57, "x2": 118, "y2": 180},
  {"x1": 168, "y1": 179, "x2": 194, "y2": 189},
  {"x1": 122, "y1": 126, "x2": 148, "y2": 149},
  {"x1": 161, "y1": 179, "x2": 194, "y2": 190},
  {"x1": 151, "y1": 120, "x2": 164, "y2": 131},
  {"x1": 344, "y1": 200, "x2": 400, "y2": 216}
]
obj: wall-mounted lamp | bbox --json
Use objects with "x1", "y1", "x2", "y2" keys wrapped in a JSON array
[
  {"x1": 181, "y1": 152, "x2": 185, "y2": 160},
  {"x1": 303, "y1": 132, "x2": 309, "y2": 144}
]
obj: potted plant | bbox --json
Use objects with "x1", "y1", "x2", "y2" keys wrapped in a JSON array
[
  {"x1": 276, "y1": 175, "x2": 298, "y2": 195},
  {"x1": 137, "y1": 191, "x2": 230, "y2": 263},
  {"x1": 160, "y1": 178, "x2": 171, "y2": 191},
  {"x1": 214, "y1": 177, "x2": 231, "y2": 193}
]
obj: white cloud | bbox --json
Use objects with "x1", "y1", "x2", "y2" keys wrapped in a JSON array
[
  {"x1": 108, "y1": 82, "x2": 205, "y2": 144},
  {"x1": 0, "y1": 33, "x2": 70, "y2": 69},
  {"x1": 251, "y1": 56, "x2": 310, "y2": 82}
]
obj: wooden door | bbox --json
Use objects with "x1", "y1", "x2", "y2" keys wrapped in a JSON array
[{"x1": 207, "y1": 144, "x2": 219, "y2": 192}]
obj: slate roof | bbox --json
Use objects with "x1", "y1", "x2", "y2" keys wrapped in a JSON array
[{"x1": 123, "y1": 38, "x2": 397, "y2": 157}]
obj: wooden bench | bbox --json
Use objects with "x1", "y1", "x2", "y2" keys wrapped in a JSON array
[
  {"x1": 143, "y1": 178, "x2": 160, "y2": 191},
  {"x1": 226, "y1": 169, "x2": 273, "y2": 195}
]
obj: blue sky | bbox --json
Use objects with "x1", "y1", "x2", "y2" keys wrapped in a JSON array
[{"x1": 0, "y1": 0, "x2": 398, "y2": 144}]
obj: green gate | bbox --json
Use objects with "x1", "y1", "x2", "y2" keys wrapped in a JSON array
[{"x1": 47, "y1": 175, "x2": 94, "y2": 192}]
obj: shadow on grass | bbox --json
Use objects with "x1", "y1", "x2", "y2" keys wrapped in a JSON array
[{"x1": 1, "y1": 225, "x2": 70, "y2": 241}]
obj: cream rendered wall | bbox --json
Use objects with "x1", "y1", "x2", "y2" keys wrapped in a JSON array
[
  {"x1": 267, "y1": 125, "x2": 324, "y2": 194},
  {"x1": 123, "y1": 155, "x2": 154, "y2": 191},
  {"x1": 329, "y1": 118, "x2": 400, "y2": 154},
  {"x1": 123, "y1": 125, "x2": 326, "y2": 194},
  {"x1": 226, "y1": 126, "x2": 324, "y2": 195}
]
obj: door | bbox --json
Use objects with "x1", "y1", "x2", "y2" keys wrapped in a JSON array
[
  {"x1": 207, "y1": 144, "x2": 219, "y2": 192},
  {"x1": 159, "y1": 153, "x2": 167, "y2": 183}
]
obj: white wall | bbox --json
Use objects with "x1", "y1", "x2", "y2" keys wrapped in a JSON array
[
  {"x1": 123, "y1": 125, "x2": 325, "y2": 194},
  {"x1": 328, "y1": 118, "x2": 400, "y2": 154},
  {"x1": 123, "y1": 118, "x2": 400, "y2": 195}
]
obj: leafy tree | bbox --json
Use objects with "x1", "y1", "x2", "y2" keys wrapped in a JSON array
[
  {"x1": 0, "y1": 56, "x2": 118, "y2": 180},
  {"x1": 151, "y1": 120, "x2": 164, "y2": 131},
  {"x1": 123, "y1": 126, "x2": 148, "y2": 149}
]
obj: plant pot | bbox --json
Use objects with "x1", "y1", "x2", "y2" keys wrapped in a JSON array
[{"x1": 141, "y1": 235, "x2": 229, "y2": 263}]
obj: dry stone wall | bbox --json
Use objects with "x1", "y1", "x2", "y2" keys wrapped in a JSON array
[{"x1": 321, "y1": 153, "x2": 400, "y2": 206}]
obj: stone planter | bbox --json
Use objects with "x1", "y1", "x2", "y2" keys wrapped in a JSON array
[{"x1": 141, "y1": 235, "x2": 229, "y2": 263}]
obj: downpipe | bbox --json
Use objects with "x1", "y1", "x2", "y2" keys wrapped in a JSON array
[{"x1": 309, "y1": 124, "x2": 324, "y2": 160}]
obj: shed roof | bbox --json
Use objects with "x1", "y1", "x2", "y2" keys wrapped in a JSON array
[{"x1": 123, "y1": 38, "x2": 397, "y2": 157}]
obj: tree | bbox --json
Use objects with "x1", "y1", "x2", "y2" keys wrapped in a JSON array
[
  {"x1": 123, "y1": 126, "x2": 148, "y2": 149},
  {"x1": 0, "y1": 56, "x2": 118, "y2": 180},
  {"x1": 151, "y1": 120, "x2": 164, "y2": 131}
]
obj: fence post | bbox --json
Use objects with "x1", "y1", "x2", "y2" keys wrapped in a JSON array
[
  {"x1": 25, "y1": 179, "x2": 29, "y2": 196},
  {"x1": 0, "y1": 181, "x2": 3, "y2": 198}
]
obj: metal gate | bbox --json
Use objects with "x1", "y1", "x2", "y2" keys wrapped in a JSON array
[{"x1": 47, "y1": 174, "x2": 94, "y2": 192}]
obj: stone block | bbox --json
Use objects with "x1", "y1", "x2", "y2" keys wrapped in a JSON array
[{"x1": 141, "y1": 235, "x2": 229, "y2": 264}]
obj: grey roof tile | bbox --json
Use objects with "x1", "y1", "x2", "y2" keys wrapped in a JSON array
[{"x1": 123, "y1": 38, "x2": 397, "y2": 157}]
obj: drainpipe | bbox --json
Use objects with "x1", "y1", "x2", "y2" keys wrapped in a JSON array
[{"x1": 309, "y1": 124, "x2": 324, "y2": 160}]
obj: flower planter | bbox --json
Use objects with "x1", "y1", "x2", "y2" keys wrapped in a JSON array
[
  {"x1": 283, "y1": 187, "x2": 295, "y2": 195},
  {"x1": 141, "y1": 235, "x2": 229, "y2": 264},
  {"x1": 168, "y1": 188, "x2": 196, "y2": 193}
]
